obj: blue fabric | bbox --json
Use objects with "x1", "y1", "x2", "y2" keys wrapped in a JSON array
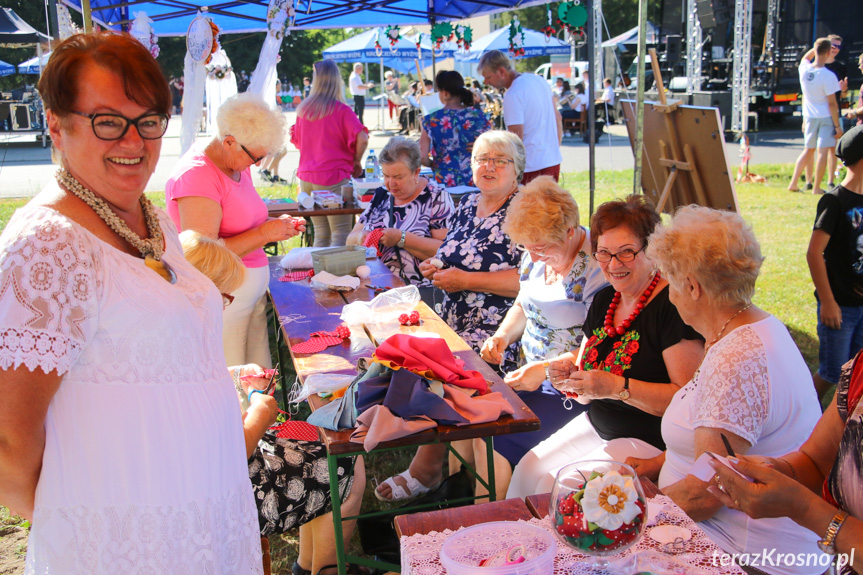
[
  {"x1": 817, "y1": 300, "x2": 863, "y2": 384},
  {"x1": 323, "y1": 29, "x2": 455, "y2": 74},
  {"x1": 495, "y1": 381, "x2": 587, "y2": 467},
  {"x1": 435, "y1": 191, "x2": 521, "y2": 352},
  {"x1": 421, "y1": 107, "x2": 493, "y2": 187},
  {"x1": 0, "y1": 59, "x2": 13, "y2": 77},
  {"x1": 383, "y1": 369, "x2": 467, "y2": 425},
  {"x1": 458, "y1": 27, "x2": 571, "y2": 62}
]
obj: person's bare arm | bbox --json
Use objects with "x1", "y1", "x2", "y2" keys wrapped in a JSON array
[
  {"x1": 177, "y1": 196, "x2": 303, "y2": 258},
  {"x1": 380, "y1": 227, "x2": 447, "y2": 261},
  {"x1": 346, "y1": 221, "x2": 367, "y2": 247},
  {"x1": 419, "y1": 129, "x2": 433, "y2": 168},
  {"x1": 507, "y1": 124, "x2": 525, "y2": 141},
  {"x1": 0, "y1": 367, "x2": 63, "y2": 519},
  {"x1": 801, "y1": 48, "x2": 816, "y2": 64},
  {"x1": 828, "y1": 97, "x2": 844, "y2": 139},
  {"x1": 354, "y1": 131, "x2": 369, "y2": 179},
  {"x1": 807, "y1": 229, "x2": 842, "y2": 329},
  {"x1": 431, "y1": 267, "x2": 520, "y2": 298},
  {"x1": 241, "y1": 393, "x2": 278, "y2": 458},
  {"x1": 556, "y1": 108, "x2": 563, "y2": 144}
]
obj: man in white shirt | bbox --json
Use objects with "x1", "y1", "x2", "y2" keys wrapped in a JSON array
[
  {"x1": 789, "y1": 38, "x2": 842, "y2": 195},
  {"x1": 597, "y1": 78, "x2": 616, "y2": 123},
  {"x1": 478, "y1": 50, "x2": 562, "y2": 183},
  {"x1": 349, "y1": 62, "x2": 374, "y2": 126}
]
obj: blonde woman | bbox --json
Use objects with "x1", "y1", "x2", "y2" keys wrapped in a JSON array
[
  {"x1": 291, "y1": 60, "x2": 370, "y2": 247},
  {"x1": 166, "y1": 92, "x2": 305, "y2": 368}
]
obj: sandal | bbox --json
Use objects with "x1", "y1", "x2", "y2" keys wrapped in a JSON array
[
  {"x1": 316, "y1": 563, "x2": 373, "y2": 575},
  {"x1": 374, "y1": 469, "x2": 439, "y2": 502},
  {"x1": 292, "y1": 562, "x2": 311, "y2": 575}
]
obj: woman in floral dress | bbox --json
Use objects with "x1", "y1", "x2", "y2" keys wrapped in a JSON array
[{"x1": 420, "y1": 70, "x2": 492, "y2": 187}]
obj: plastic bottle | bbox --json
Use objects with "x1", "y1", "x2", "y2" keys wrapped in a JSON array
[{"x1": 365, "y1": 150, "x2": 378, "y2": 179}]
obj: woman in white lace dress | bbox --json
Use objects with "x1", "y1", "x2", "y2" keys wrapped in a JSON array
[
  {"x1": 627, "y1": 206, "x2": 826, "y2": 575},
  {"x1": 0, "y1": 33, "x2": 275, "y2": 574}
]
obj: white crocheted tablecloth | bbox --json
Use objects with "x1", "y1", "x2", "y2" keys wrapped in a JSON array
[{"x1": 399, "y1": 495, "x2": 746, "y2": 575}]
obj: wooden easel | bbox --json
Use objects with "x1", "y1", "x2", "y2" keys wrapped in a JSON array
[{"x1": 646, "y1": 48, "x2": 708, "y2": 213}]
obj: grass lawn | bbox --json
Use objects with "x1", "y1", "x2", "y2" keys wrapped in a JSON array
[{"x1": 0, "y1": 163, "x2": 832, "y2": 573}]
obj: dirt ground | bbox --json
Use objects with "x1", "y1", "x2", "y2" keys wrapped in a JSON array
[{"x1": 0, "y1": 526, "x2": 26, "y2": 575}]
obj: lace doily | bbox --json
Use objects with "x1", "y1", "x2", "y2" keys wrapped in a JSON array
[{"x1": 400, "y1": 496, "x2": 745, "y2": 575}]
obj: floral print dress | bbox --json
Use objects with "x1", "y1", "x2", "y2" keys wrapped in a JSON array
[
  {"x1": 422, "y1": 106, "x2": 492, "y2": 187},
  {"x1": 435, "y1": 191, "x2": 521, "y2": 352}
]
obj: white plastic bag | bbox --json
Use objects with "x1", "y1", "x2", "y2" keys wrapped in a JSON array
[
  {"x1": 289, "y1": 373, "x2": 356, "y2": 404},
  {"x1": 340, "y1": 285, "x2": 420, "y2": 330}
]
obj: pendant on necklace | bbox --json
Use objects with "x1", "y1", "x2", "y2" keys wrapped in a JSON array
[{"x1": 145, "y1": 254, "x2": 178, "y2": 284}]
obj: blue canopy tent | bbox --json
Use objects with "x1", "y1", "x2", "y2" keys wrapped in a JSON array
[
  {"x1": 63, "y1": 0, "x2": 549, "y2": 35},
  {"x1": 17, "y1": 52, "x2": 51, "y2": 75},
  {"x1": 0, "y1": 59, "x2": 13, "y2": 76},
  {"x1": 458, "y1": 26, "x2": 572, "y2": 62},
  {"x1": 323, "y1": 28, "x2": 455, "y2": 74}
]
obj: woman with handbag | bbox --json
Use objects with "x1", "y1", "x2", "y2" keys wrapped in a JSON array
[{"x1": 346, "y1": 136, "x2": 453, "y2": 298}]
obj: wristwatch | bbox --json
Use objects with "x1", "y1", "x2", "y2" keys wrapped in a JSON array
[
  {"x1": 817, "y1": 511, "x2": 849, "y2": 555},
  {"x1": 397, "y1": 230, "x2": 407, "y2": 248},
  {"x1": 618, "y1": 376, "x2": 631, "y2": 401}
]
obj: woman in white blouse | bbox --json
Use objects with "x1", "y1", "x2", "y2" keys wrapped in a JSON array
[{"x1": 625, "y1": 205, "x2": 826, "y2": 575}]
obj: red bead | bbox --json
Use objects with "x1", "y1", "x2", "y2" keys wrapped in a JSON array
[
  {"x1": 616, "y1": 326, "x2": 625, "y2": 335},
  {"x1": 622, "y1": 320, "x2": 631, "y2": 328},
  {"x1": 639, "y1": 295, "x2": 647, "y2": 303},
  {"x1": 636, "y1": 303, "x2": 644, "y2": 310},
  {"x1": 606, "y1": 327, "x2": 616, "y2": 337},
  {"x1": 609, "y1": 302, "x2": 618, "y2": 310}
]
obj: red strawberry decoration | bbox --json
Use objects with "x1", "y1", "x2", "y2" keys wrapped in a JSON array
[{"x1": 399, "y1": 311, "x2": 421, "y2": 326}]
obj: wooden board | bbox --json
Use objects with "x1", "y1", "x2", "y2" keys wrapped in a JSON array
[
  {"x1": 267, "y1": 201, "x2": 365, "y2": 218},
  {"x1": 620, "y1": 99, "x2": 739, "y2": 214},
  {"x1": 394, "y1": 498, "x2": 534, "y2": 538}
]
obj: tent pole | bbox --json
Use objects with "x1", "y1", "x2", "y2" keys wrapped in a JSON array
[
  {"x1": 380, "y1": 57, "x2": 385, "y2": 131},
  {"x1": 632, "y1": 0, "x2": 648, "y2": 195},
  {"x1": 587, "y1": 2, "x2": 595, "y2": 217},
  {"x1": 81, "y1": 0, "x2": 93, "y2": 33}
]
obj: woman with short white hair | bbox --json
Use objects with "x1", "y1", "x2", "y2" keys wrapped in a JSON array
[
  {"x1": 166, "y1": 92, "x2": 305, "y2": 367},
  {"x1": 628, "y1": 205, "x2": 824, "y2": 575}
]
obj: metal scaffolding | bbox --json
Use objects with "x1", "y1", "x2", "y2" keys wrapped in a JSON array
[
  {"x1": 685, "y1": 0, "x2": 702, "y2": 94},
  {"x1": 593, "y1": 0, "x2": 603, "y2": 83},
  {"x1": 730, "y1": 0, "x2": 753, "y2": 132}
]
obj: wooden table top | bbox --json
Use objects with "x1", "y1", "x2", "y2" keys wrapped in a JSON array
[
  {"x1": 267, "y1": 201, "x2": 365, "y2": 218},
  {"x1": 268, "y1": 257, "x2": 540, "y2": 455},
  {"x1": 525, "y1": 477, "x2": 663, "y2": 519},
  {"x1": 394, "y1": 498, "x2": 534, "y2": 538}
]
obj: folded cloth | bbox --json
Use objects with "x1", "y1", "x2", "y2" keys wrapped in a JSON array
[
  {"x1": 373, "y1": 334, "x2": 489, "y2": 395},
  {"x1": 383, "y1": 369, "x2": 467, "y2": 425},
  {"x1": 442, "y1": 384, "x2": 515, "y2": 425},
  {"x1": 363, "y1": 228, "x2": 384, "y2": 258},
  {"x1": 306, "y1": 376, "x2": 359, "y2": 430},
  {"x1": 350, "y1": 404, "x2": 436, "y2": 450}
]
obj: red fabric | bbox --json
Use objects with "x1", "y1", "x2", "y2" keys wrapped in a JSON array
[
  {"x1": 280, "y1": 270, "x2": 315, "y2": 282},
  {"x1": 271, "y1": 420, "x2": 320, "y2": 441},
  {"x1": 823, "y1": 351, "x2": 863, "y2": 505},
  {"x1": 522, "y1": 164, "x2": 560, "y2": 184},
  {"x1": 291, "y1": 339, "x2": 329, "y2": 354},
  {"x1": 363, "y1": 228, "x2": 384, "y2": 257},
  {"x1": 373, "y1": 334, "x2": 489, "y2": 394}
]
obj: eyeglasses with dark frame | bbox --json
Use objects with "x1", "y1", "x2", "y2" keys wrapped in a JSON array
[
  {"x1": 72, "y1": 110, "x2": 169, "y2": 140},
  {"x1": 832, "y1": 44, "x2": 842, "y2": 50},
  {"x1": 472, "y1": 156, "x2": 515, "y2": 168},
  {"x1": 239, "y1": 143, "x2": 266, "y2": 164},
  {"x1": 592, "y1": 245, "x2": 646, "y2": 263}
]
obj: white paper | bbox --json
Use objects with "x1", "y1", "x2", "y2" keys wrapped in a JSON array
[
  {"x1": 419, "y1": 92, "x2": 444, "y2": 116},
  {"x1": 689, "y1": 451, "x2": 754, "y2": 483},
  {"x1": 313, "y1": 270, "x2": 360, "y2": 290}
]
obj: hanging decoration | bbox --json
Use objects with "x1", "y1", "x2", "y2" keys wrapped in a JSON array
[
  {"x1": 454, "y1": 24, "x2": 473, "y2": 52},
  {"x1": 430, "y1": 22, "x2": 454, "y2": 50},
  {"x1": 180, "y1": 12, "x2": 219, "y2": 154},
  {"x1": 267, "y1": 0, "x2": 296, "y2": 40},
  {"x1": 187, "y1": 15, "x2": 220, "y2": 64},
  {"x1": 57, "y1": 5, "x2": 81, "y2": 40},
  {"x1": 557, "y1": 0, "x2": 588, "y2": 38},
  {"x1": 385, "y1": 25, "x2": 401, "y2": 50},
  {"x1": 508, "y1": 17, "x2": 525, "y2": 57},
  {"x1": 129, "y1": 12, "x2": 160, "y2": 59},
  {"x1": 375, "y1": 29, "x2": 384, "y2": 57},
  {"x1": 541, "y1": 4, "x2": 557, "y2": 42},
  {"x1": 415, "y1": 32, "x2": 423, "y2": 59}
]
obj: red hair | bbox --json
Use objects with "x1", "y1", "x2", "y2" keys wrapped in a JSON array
[{"x1": 38, "y1": 32, "x2": 170, "y2": 118}]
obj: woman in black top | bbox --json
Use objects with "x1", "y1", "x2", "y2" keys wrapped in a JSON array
[{"x1": 506, "y1": 195, "x2": 703, "y2": 498}]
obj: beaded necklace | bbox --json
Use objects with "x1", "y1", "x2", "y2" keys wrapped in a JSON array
[
  {"x1": 56, "y1": 168, "x2": 177, "y2": 284},
  {"x1": 603, "y1": 271, "x2": 661, "y2": 337}
]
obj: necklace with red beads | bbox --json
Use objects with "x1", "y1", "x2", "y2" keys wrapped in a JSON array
[{"x1": 603, "y1": 271, "x2": 661, "y2": 337}]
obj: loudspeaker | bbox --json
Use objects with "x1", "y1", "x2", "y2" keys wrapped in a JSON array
[
  {"x1": 666, "y1": 35, "x2": 682, "y2": 67},
  {"x1": 696, "y1": 0, "x2": 731, "y2": 28}
]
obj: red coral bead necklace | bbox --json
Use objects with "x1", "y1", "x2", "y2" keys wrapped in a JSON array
[{"x1": 603, "y1": 271, "x2": 661, "y2": 337}]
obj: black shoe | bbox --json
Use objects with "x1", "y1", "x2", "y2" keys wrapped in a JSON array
[
  {"x1": 806, "y1": 183, "x2": 813, "y2": 191},
  {"x1": 272, "y1": 176, "x2": 288, "y2": 185},
  {"x1": 261, "y1": 169, "x2": 272, "y2": 180}
]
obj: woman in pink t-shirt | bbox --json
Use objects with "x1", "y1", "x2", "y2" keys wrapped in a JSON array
[
  {"x1": 166, "y1": 93, "x2": 305, "y2": 367},
  {"x1": 291, "y1": 60, "x2": 369, "y2": 246}
]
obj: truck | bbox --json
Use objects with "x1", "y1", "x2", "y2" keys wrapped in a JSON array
[{"x1": 534, "y1": 61, "x2": 590, "y2": 87}]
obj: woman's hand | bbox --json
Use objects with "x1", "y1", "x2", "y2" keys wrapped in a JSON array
[
  {"x1": 248, "y1": 392, "x2": 279, "y2": 427},
  {"x1": 556, "y1": 369, "x2": 623, "y2": 400},
  {"x1": 430, "y1": 267, "x2": 469, "y2": 292},
  {"x1": 708, "y1": 456, "x2": 809, "y2": 520},
  {"x1": 235, "y1": 364, "x2": 268, "y2": 395},
  {"x1": 259, "y1": 216, "x2": 306, "y2": 243},
  {"x1": 380, "y1": 228, "x2": 403, "y2": 248},
  {"x1": 480, "y1": 334, "x2": 508, "y2": 364},
  {"x1": 503, "y1": 363, "x2": 546, "y2": 392},
  {"x1": 547, "y1": 358, "x2": 577, "y2": 386},
  {"x1": 418, "y1": 259, "x2": 437, "y2": 280},
  {"x1": 820, "y1": 299, "x2": 843, "y2": 330},
  {"x1": 352, "y1": 161, "x2": 364, "y2": 179},
  {"x1": 625, "y1": 454, "x2": 664, "y2": 482}
]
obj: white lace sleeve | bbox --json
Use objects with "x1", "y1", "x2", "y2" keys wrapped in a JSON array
[
  {"x1": 0, "y1": 207, "x2": 100, "y2": 375},
  {"x1": 691, "y1": 326, "x2": 769, "y2": 446}
]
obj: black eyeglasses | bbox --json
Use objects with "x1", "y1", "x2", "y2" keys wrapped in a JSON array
[
  {"x1": 240, "y1": 143, "x2": 266, "y2": 164},
  {"x1": 72, "y1": 110, "x2": 169, "y2": 140},
  {"x1": 832, "y1": 44, "x2": 842, "y2": 50},
  {"x1": 593, "y1": 245, "x2": 646, "y2": 263}
]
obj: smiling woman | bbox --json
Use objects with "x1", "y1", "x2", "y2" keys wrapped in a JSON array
[{"x1": 0, "y1": 32, "x2": 264, "y2": 574}]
